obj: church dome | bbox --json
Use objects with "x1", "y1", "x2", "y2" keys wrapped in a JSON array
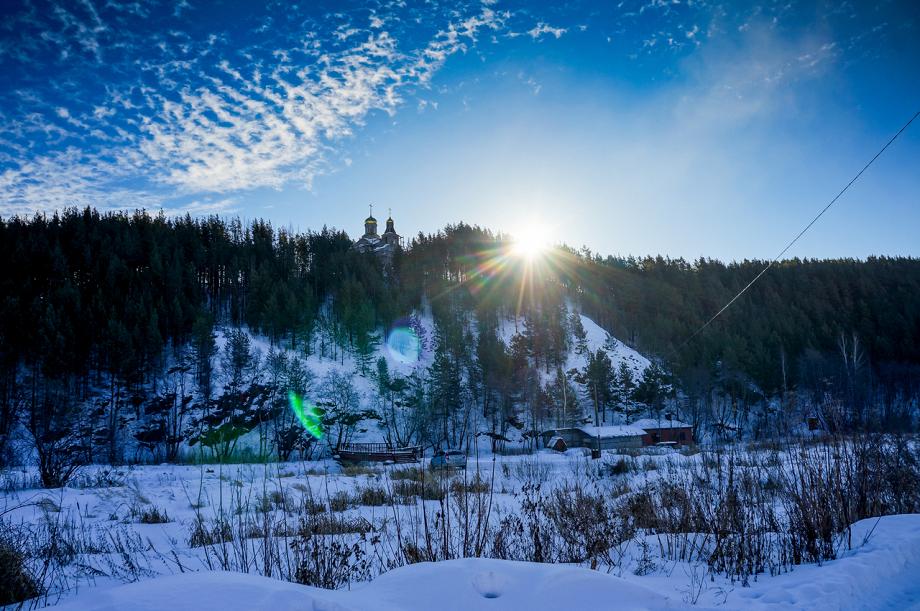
[{"x1": 365, "y1": 215, "x2": 377, "y2": 224}]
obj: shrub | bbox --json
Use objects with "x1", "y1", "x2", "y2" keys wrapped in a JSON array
[
  {"x1": 356, "y1": 485, "x2": 391, "y2": 506},
  {"x1": 449, "y1": 476, "x2": 490, "y2": 496},
  {"x1": 293, "y1": 532, "x2": 371, "y2": 589},
  {"x1": 511, "y1": 458, "x2": 552, "y2": 484},
  {"x1": 70, "y1": 468, "x2": 126, "y2": 489},
  {"x1": 389, "y1": 467, "x2": 425, "y2": 481},
  {"x1": 301, "y1": 515, "x2": 372, "y2": 536},
  {"x1": 608, "y1": 457, "x2": 633, "y2": 476},
  {"x1": 392, "y1": 479, "x2": 445, "y2": 502},
  {"x1": 0, "y1": 532, "x2": 40, "y2": 606},
  {"x1": 188, "y1": 518, "x2": 233, "y2": 547},
  {"x1": 134, "y1": 505, "x2": 170, "y2": 524},
  {"x1": 340, "y1": 464, "x2": 377, "y2": 477},
  {"x1": 258, "y1": 489, "x2": 290, "y2": 512},
  {"x1": 328, "y1": 491, "x2": 353, "y2": 512}
]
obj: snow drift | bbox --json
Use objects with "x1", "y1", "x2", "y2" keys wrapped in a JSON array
[
  {"x1": 50, "y1": 557, "x2": 685, "y2": 611},
  {"x1": 48, "y1": 514, "x2": 920, "y2": 611}
]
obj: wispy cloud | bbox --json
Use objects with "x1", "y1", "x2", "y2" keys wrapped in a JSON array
[
  {"x1": 0, "y1": 0, "x2": 506, "y2": 215},
  {"x1": 527, "y1": 22, "x2": 567, "y2": 40}
]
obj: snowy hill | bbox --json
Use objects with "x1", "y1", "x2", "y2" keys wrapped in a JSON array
[
  {"x1": 218, "y1": 305, "x2": 651, "y2": 448},
  {"x1": 569, "y1": 313, "x2": 650, "y2": 377}
]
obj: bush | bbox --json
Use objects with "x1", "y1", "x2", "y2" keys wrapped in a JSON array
[
  {"x1": 450, "y1": 476, "x2": 490, "y2": 496},
  {"x1": 389, "y1": 467, "x2": 425, "y2": 481},
  {"x1": 258, "y1": 489, "x2": 290, "y2": 512},
  {"x1": 340, "y1": 464, "x2": 377, "y2": 477},
  {"x1": 608, "y1": 457, "x2": 633, "y2": 476},
  {"x1": 328, "y1": 491, "x2": 353, "y2": 512},
  {"x1": 70, "y1": 468, "x2": 127, "y2": 489},
  {"x1": 293, "y1": 532, "x2": 371, "y2": 589},
  {"x1": 511, "y1": 458, "x2": 552, "y2": 484},
  {"x1": 356, "y1": 485, "x2": 391, "y2": 506},
  {"x1": 301, "y1": 515, "x2": 372, "y2": 536},
  {"x1": 392, "y1": 478, "x2": 445, "y2": 502},
  {"x1": 134, "y1": 505, "x2": 170, "y2": 524},
  {"x1": 188, "y1": 518, "x2": 233, "y2": 548},
  {"x1": 0, "y1": 532, "x2": 40, "y2": 606}
]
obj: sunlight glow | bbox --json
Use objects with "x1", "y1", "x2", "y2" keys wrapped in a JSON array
[{"x1": 511, "y1": 222, "x2": 552, "y2": 259}]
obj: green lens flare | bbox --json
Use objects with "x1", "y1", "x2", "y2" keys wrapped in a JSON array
[{"x1": 288, "y1": 391, "x2": 324, "y2": 440}]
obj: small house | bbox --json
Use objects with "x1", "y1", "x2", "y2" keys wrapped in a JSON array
[
  {"x1": 632, "y1": 417, "x2": 693, "y2": 446},
  {"x1": 541, "y1": 426, "x2": 644, "y2": 451}
]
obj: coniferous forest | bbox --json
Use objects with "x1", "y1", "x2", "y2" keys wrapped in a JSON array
[{"x1": 1, "y1": 208, "x2": 919, "y2": 474}]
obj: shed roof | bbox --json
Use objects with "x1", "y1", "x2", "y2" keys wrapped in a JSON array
[
  {"x1": 578, "y1": 425, "x2": 645, "y2": 438},
  {"x1": 631, "y1": 418, "x2": 692, "y2": 430}
]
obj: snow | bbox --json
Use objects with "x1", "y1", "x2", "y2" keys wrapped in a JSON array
[
  {"x1": 631, "y1": 418, "x2": 693, "y2": 430},
  {"x1": 44, "y1": 514, "x2": 920, "y2": 610},
  {"x1": 7, "y1": 449, "x2": 920, "y2": 611},
  {"x1": 736, "y1": 514, "x2": 920, "y2": 610},
  {"x1": 225, "y1": 306, "x2": 648, "y2": 448},
  {"x1": 571, "y1": 313, "x2": 650, "y2": 378},
  {"x1": 579, "y1": 425, "x2": 645, "y2": 438},
  {"x1": 49, "y1": 558, "x2": 689, "y2": 611},
  {"x1": 495, "y1": 310, "x2": 648, "y2": 380}
]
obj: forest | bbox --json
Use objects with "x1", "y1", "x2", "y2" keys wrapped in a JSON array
[{"x1": 1, "y1": 207, "x2": 918, "y2": 475}]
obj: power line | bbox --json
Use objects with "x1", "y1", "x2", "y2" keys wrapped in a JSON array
[{"x1": 674, "y1": 109, "x2": 920, "y2": 354}]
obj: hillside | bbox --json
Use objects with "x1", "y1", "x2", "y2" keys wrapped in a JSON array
[{"x1": 1, "y1": 209, "x2": 919, "y2": 472}]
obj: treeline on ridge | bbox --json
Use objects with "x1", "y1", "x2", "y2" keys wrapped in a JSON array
[{"x1": 1, "y1": 208, "x2": 918, "y2": 471}]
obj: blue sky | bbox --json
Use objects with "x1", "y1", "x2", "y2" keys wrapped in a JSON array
[{"x1": 1, "y1": 0, "x2": 918, "y2": 260}]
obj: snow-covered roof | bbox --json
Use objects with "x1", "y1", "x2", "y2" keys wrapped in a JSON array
[
  {"x1": 631, "y1": 418, "x2": 692, "y2": 430},
  {"x1": 578, "y1": 425, "x2": 645, "y2": 438}
]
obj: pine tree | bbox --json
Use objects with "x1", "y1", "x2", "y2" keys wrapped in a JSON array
[
  {"x1": 571, "y1": 312, "x2": 588, "y2": 355},
  {"x1": 191, "y1": 312, "x2": 216, "y2": 400},
  {"x1": 578, "y1": 349, "x2": 613, "y2": 426},
  {"x1": 616, "y1": 362, "x2": 638, "y2": 422}
]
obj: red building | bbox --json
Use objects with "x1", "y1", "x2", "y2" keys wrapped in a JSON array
[{"x1": 632, "y1": 418, "x2": 694, "y2": 446}]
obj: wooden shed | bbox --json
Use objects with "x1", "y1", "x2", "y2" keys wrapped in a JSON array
[
  {"x1": 632, "y1": 418, "x2": 693, "y2": 447},
  {"x1": 542, "y1": 426, "x2": 644, "y2": 451}
]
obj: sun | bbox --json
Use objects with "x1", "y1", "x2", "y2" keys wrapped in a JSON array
[{"x1": 511, "y1": 222, "x2": 551, "y2": 259}]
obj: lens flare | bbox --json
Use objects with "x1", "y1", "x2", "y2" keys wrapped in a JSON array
[
  {"x1": 511, "y1": 222, "x2": 551, "y2": 259},
  {"x1": 288, "y1": 391, "x2": 324, "y2": 440},
  {"x1": 386, "y1": 326, "x2": 420, "y2": 364}
]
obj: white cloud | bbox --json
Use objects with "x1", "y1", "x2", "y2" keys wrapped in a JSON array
[
  {"x1": 527, "y1": 23, "x2": 567, "y2": 40},
  {"x1": 0, "y1": 2, "x2": 506, "y2": 214}
]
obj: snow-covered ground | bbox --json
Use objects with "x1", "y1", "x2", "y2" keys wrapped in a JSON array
[
  {"x1": 49, "y1": 558, "x2": 687, "y2": 611},
  {"x1": 44, "y1": 514, "x2": 920, "y2": 611},
  {"x1": 4, "y1": 450, "x2": 919, "y2": 610}
]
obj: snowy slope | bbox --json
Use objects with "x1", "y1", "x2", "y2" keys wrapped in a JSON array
[
  {"x1": 568, "y1": 313, "x2": 650, "y2": 378},
  {"x1": 223, "y1": 305, "x2": 650, "y2": 447},
  {"x1": 496, "y1": 312, "x2": 650, "y2": 378},
  {"x1": 49, "y1": 557, "x2": 693, "y2": 611}
]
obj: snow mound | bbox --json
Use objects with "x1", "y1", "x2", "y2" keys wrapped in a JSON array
[
  {"x1": 49, "y1": 558, "x2": 690, "y2": 611},
  {"x1": 355, "y1": 558, "x2": 686, "y2": 610},
  {"x1": 739, "y1": 514, "x2": 920, "y2": 610}
]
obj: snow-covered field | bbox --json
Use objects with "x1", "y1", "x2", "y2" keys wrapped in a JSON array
[
  {"x1": 44, "y1": 516, "x2": 920, "y2": 611},
  {"x1": 4, "y1": 449, "x2": 919, "y2": 610}
]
